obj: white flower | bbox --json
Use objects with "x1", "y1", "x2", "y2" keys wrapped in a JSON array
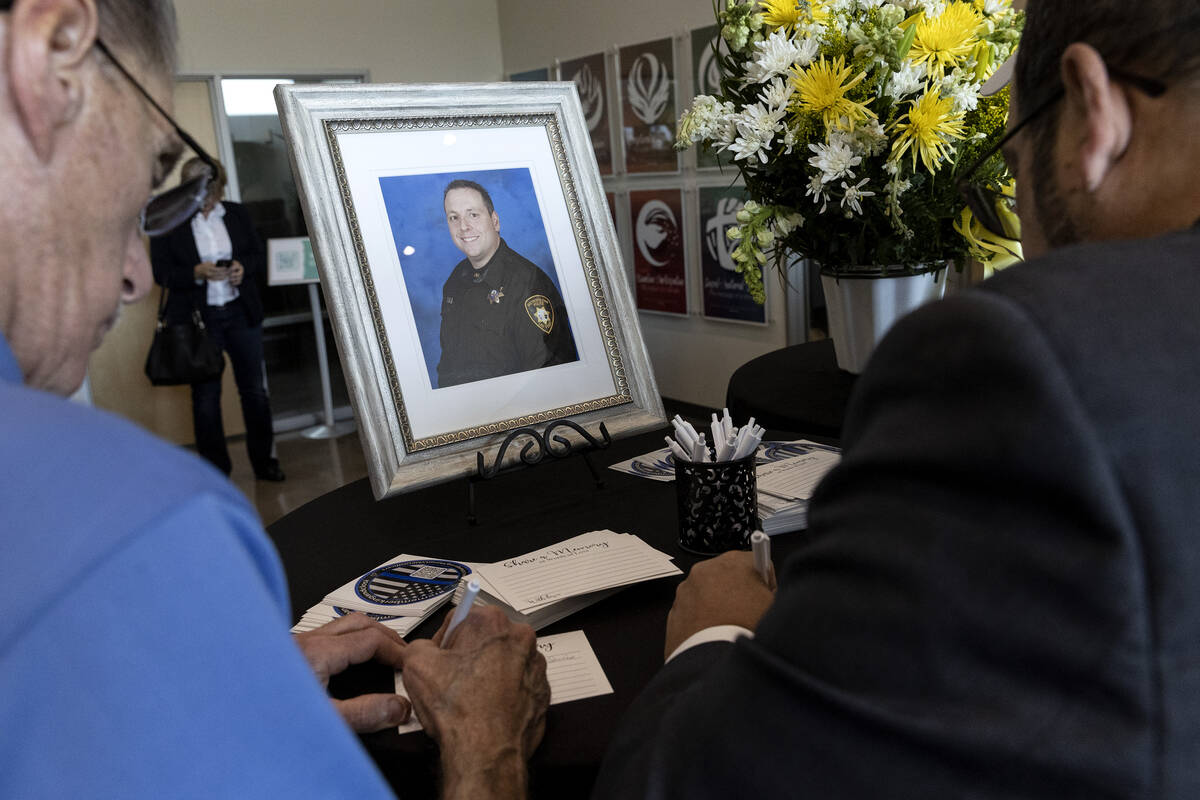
[
  {"x1": 808, "y1": 139, "x2": 862, "y2": 184},
  {"x1": 775, "y1": 211, "x2": 804, "y2": 235},
  {"x1": 726, "y1": 102, "x2": 786, "y2": 163},
  {"x1": 758, "y1": 76, "x2": 794, "y2": 112},
  {"x1": 941, "y1": 75, "x2": 980, "y2": 113},
  {"x1": 840, "y1": 177, "x2": 876, "y2": 216},
  {"x1": 845, "y1": 118, "x2": 888, "y2": 157},
  {"x1": 887, "y1": 59, "x2": 926, "y2": 99},
  {"x1": 858, "y1": 0, "x2": 887, "y2": 7},
  {"x1": 806, "y1": 173, "x2": 831, "y2": 214},
  {"x1": 780, "y1": 125, "x2": 798, "y2": 155},
  {"x1": 980, "y1": 0, "x2": 1005, "y2": 14},
  {"x1": 744, "y1": 30, "x2": 813, "y2": 84},
  {"x1": 677, "y1": 96, "x2": 739, "y2": 147}
]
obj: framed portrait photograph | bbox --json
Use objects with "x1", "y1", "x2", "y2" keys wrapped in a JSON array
[{"x1": 275, "y1": 82, "x2": 665, "y2": 499}]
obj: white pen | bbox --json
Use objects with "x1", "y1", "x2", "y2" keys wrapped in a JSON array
[
  {"x1": 751, "y1": 531, "x2": 771, "y2": 585},
  {"x1": 672, "y1": 417, "x2": 697, "y2": 451},
  {"x1": 441, "y1": 579, "x2": 480, "y2": 648},
  {"x1": 721, "y1": 408, "x2": 734, "y2": 439},
  {"x1": 691, "y1": 432, "x2": 709, "y2": 463},
  {"x1": 665, "y1": 436, "x2": 690, "y2": 463},
  {"x1": 710, "y1": 415, "x2": 726, "y2": 459}
]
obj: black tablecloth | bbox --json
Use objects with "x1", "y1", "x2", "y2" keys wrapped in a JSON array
[
  {"x1": 266, "y1": 427, "x2": 818, "y2": 798},
  {"x1": 726, "y1": 339, "x2": 857, "y2": 438}
]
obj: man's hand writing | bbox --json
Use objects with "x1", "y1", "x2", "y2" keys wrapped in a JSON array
[
  {"x1": 400, "y1": 606, "x2": 549, "y2": 800},
  {"x1": 664, "y1": 550, "x2": 776, "y2": 659},
  {"x1": 293, "y1": 613, "x2": 412, "y2": 733}
]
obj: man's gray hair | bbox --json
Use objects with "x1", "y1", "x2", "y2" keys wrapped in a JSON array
[{"x1": 97, "y1": 0, "x2": 178, "y2": 73}]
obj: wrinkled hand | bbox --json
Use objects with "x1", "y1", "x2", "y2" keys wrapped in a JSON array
[
  {"x1": 193, "y1": 261, "x2": 229, "y2": 281},
  {"x1": 400, "y1": 606, "x2": 549, "y2": 798},
  {"x1": 664, "y1": 550, "x2": 776, "y2": 660},
  {"x1": 293, "y1": 613, "x2": 412, "y2": 732},
  {"x1": 227, "y1": 260, "x2": 245, "y2": 286}
]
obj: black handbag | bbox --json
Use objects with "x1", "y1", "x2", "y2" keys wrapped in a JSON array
[{"x1": 144, "y1": 287, "x2": 225, "y2": 386}]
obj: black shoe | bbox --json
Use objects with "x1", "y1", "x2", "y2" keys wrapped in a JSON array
[{"x1": 255, "y1": 463, "x2": 286, "y2": 482}]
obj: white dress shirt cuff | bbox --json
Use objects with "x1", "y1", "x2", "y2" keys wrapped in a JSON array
[{"x1": 665, "y1": 624, "x2": 754, "y2": 664}]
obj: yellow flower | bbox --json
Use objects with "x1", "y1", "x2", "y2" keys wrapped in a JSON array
[
  {"x1": 889, "y1": 91, "x2": 965, "y2": 173},
  {"x1": 954, "y1": 181, "x2": 1023, "y2": 275},
  {"x1": 791, "y1": 55, "x2": 875, "y2": 131},
  {"x1": 907, "y1": 2, "x2": 981, "y2": 81},
  {"x1": 759, "y1": 0, "x2": 829, "y2": 30}
]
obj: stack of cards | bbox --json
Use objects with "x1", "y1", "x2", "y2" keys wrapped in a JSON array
[
  {"x1": 291, "y1": 555, "x2": 472, "y2": 637},
  {"x1": 450, "y1": 531, "x2": 681, "y2": 628}
]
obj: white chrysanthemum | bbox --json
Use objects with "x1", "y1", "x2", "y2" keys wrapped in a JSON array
[
  {"x1": 858, "y1": 0, "x2": 887, "y2": 7},
  {"x1": 781, "y1": 126, "x2": 798, "y2": 155},
  {"x1": 727, "y1": 103, "x2": 787, "y2": 163},
  {"x1": 942, "y1": 76, "x2": 980, "y2": 112},
  {"x1": 677, "y1": 96, "x2": 738, "y2": 148},
  {"x1": 806, "y1": 172, "x2": 831, "y2": 213},
  {"x1": 759, "y1": 76, "x2": 794, "y2": 112},
  {"x1": 887, "y1": 59, "x2": 927, "y2": 99},
  {"x1": 840, "y1": 177, "x2": 876, "y2": 216},
  {"x1": 845, "y1": 118, "x2": 888, "y2": 157},
  {"x1": 808, "y1": 139, "x2": 862, "y2": 184},
  {"x1": 980, "y1": 0, "x2": 1005, "y2": 14},
  {"x1": 744, "y1": 30, "x2": 805, "y2": 84}
]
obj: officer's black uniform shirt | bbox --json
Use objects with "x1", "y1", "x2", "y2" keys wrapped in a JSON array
[{"x1": 437, "y1": 238, "x2": 578, "y2": 388}]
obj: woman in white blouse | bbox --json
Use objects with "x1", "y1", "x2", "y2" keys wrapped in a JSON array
[{"x1": 150, "y1": 158, "x2": 284, "y2": 482}]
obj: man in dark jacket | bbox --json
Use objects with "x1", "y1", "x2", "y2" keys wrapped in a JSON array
[
  {"x1": 437, "y1": 179, "x2": 577, "y2": 388},
  {"x1": 595, "y1": 0, "x2": 1200, "y2": 796}
]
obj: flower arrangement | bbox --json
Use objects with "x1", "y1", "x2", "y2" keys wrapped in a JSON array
[{"x1": 677, "y1": 0, "x2": 1024, "y2": 301}]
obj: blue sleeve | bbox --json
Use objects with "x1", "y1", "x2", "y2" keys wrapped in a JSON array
[{"x1": 0, "y1": 493, "x2": 395, "y2": 798}]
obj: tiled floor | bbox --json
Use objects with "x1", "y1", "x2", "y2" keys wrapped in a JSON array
[{"x1": 226, "y1": 427, "x2": 369, "y2": 528}]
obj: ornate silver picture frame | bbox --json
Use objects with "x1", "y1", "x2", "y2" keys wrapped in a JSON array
[{"x1": 275, "y1": 83, "x2": 665, "y2": 499}]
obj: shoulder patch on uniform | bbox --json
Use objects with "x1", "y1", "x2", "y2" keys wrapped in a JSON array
[{"x1": 524, "y1": 294, "x2": 554, "y2": 334}]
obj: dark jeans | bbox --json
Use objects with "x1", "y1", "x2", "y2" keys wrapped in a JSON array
[{"x1": 191, "y1": 298, "x2": 275, "y2": 476}]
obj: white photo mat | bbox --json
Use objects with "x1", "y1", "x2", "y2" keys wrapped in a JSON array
[{"x1": 276, "y1": 83, "x2": 665, "y2": 499}]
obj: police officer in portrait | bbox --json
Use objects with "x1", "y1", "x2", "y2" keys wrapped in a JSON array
[{"x1": 437, "y1": 179, "x2": 578, "y2": 388}]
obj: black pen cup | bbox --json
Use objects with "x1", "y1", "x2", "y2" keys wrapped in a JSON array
[{"x1": 674, "y1": 453, "x2": 759, "y2": 555}]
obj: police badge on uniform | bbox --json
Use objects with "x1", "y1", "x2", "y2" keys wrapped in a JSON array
[{"x1": 524, "y1": 294, "x2": 554, "y2": 334}]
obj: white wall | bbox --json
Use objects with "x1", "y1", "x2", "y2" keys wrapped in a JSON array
[
  {"x1": 498, "y1": 0, "x2": 792, "y2": 409},
  {"x1": 174, "y1": 0, "x2": 505, "y2": 82}
]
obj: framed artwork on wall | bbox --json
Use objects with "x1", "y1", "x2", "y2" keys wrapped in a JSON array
[
  {"x1": 618, "y1": 37, "x2": 679, "y2": 174},
  {"x1": 629, "y1": 188, "x2": 687, "y2": 315},
  {"x1": 698, "y1": 186, "x2": 766, "y2": 324},
  {"x1": 275, "y1": 82, "x2": 664, "y2": 499},
  {"x1": 558, "y1": 52, "x2": 612, "y2": 175}
]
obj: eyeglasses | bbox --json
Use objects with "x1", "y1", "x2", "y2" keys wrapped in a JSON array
[
  {"x1": 93, "y1": 39, "x2": 221, "y2": 236},
  {"x1": 957, "y1": 67, "x2": 1167, "y2": 241}
]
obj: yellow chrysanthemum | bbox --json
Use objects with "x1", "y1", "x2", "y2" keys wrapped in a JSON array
[
  {"x1": 760, "y1": 0, "x2": 804, "y2": 29},
  {"x1": 760, "y1": 0, "x2": 830, "y2": 31},
  {"x1": 907, "y1": 3, "x2": 982, "y2": 80},
  {"x1": 889, "y1": 91, "x2": 966, "y2": 173},
  {"x1": 791, "y1": 55, "x2": 875, "y2": 131}
]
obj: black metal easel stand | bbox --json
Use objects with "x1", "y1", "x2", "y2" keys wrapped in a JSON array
[{"x1": 466, "y1": 419, "x2": 611, "y2": 525}]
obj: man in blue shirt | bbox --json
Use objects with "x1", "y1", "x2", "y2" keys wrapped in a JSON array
[{"x1": 0, "y1": 1, "x2": 548, "y2": 797}]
